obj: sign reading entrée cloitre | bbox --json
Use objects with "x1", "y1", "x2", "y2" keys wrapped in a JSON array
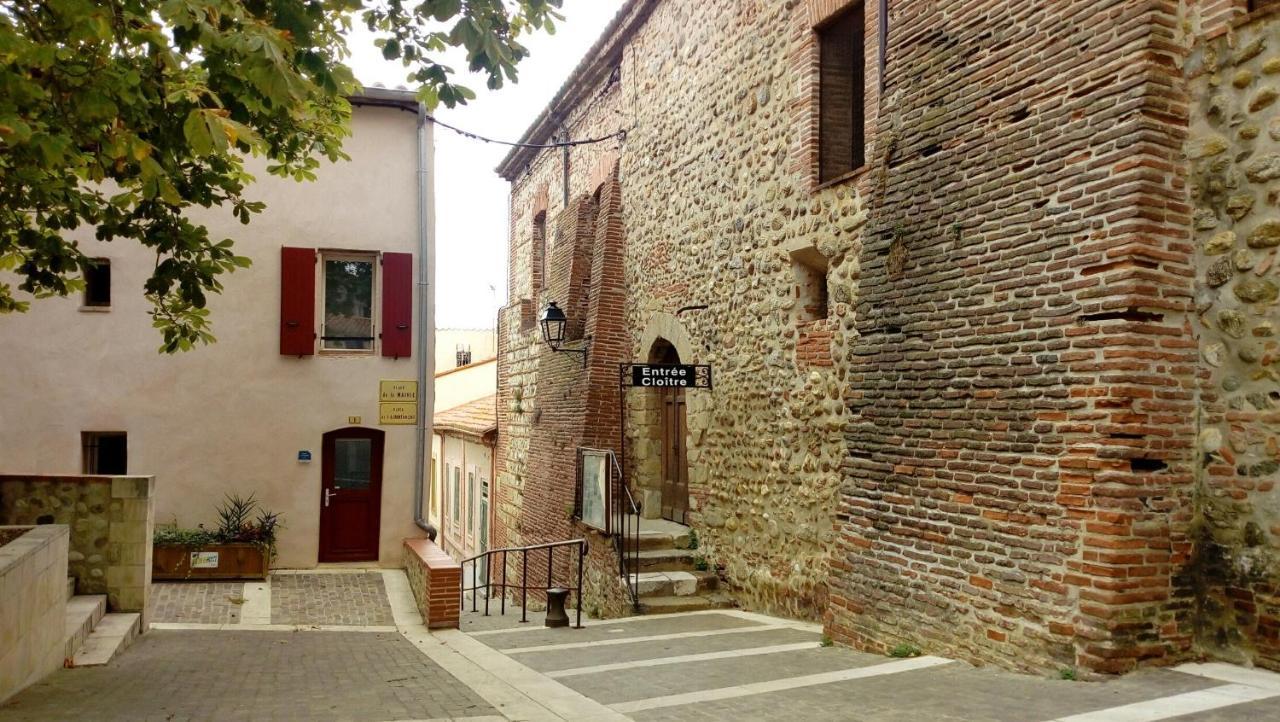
[{"x1": 625, "y1": 364, "x2": 713, "y2": 389}]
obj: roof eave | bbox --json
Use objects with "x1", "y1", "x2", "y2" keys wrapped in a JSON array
[{"x1": 350, "y1": 86, "x2": 422, "y2": 114}]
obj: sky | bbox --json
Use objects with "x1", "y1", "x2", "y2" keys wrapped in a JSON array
[{"x1": 346, "y1": 1, "x2": 625, "y2": 330}]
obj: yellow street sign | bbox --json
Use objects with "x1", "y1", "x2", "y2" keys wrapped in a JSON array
[{"x1": 380, "y1": 380, "x2": 418, "y2": 403}]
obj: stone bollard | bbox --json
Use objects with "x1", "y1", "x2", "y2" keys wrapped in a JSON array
[{"x1": 545, "y1": 587, "x2": 570, "y2": 628}]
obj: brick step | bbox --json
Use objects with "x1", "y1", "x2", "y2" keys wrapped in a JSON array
[
  {"x1": 635, "y1": 570, "x2": 718, "y2": 597},
  {"x1": 71, "y1": 612, "x2": 141, "y2": 667},
  {"x1": 625, "y1": 548, "x2": 700, "y2": 573},
  {"x1": 637, "y1": 593, "x2": 736, "y2": 615},
  {"x1": 63, "y1": 595, "x2": 106, "y2": 662}
]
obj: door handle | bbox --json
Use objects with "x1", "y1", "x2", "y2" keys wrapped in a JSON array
[{"x1": 324, "y1": 489, "x2": 335, "y2": 507}]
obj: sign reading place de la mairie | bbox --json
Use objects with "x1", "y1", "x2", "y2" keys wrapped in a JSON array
[{"x1": 625, "y1": 364, "x2": 713, "y2": 389}]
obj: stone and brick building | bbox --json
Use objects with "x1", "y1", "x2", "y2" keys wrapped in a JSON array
[{"x1": 493, "y1": 0, "x2": 1280, "y2": 675}]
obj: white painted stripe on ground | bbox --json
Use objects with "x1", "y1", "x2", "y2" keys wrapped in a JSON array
[
  {"x1": 719, "y1": 609, "x2": 825, "y2": 634},
  {"x1": 1047, "y1": 683, "x2": 1280, "y2": 722},
  {"x1": 381, "y1": 569, "x2": 425, "y2": 628},
  {"x1": 149, "y1": 622, "x2": 398, "y2": 633},
  {"x1": 240, "y1": 580, "x2": 271, "y2": 625},
  {"x1": 608, "y1": 655, "x2": 952, "y2": 714},
  {"x1": 384, "y1": 717, "x2": 507, "y2": 722},
  {"x1": 1174, "y1": 662, "x2": 1280, "y2": 692},
  {"x1": 431, "y1": 628, "x2": 631, "y2": 721},
  {"x1": 546, "y1": 641, "x2": 820, "y2": 678},
  {"x1": 465, "y1": 608, "x2": 765, "y2": 636},
  {"x1": 499, "y1": 624, "x2": 793, "y2": 654}
]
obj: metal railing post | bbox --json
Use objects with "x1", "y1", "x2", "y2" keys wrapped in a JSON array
[
  {"x1": 501, "y1": 550, "x2": 507, "y2": 616},
  {"x1": 576, "y1": 541, "x2": 585, "y2": 628},
  {"x1": 484, "y1": 551, "x2": 491, "y2": 617},
  {"x1": 521, "y1": 548, "x2": 529, "y2": 623}
]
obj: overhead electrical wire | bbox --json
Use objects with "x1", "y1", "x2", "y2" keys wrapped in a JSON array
[{"x1": 423, "y1": 113, "x2": 626, "y2": 149}]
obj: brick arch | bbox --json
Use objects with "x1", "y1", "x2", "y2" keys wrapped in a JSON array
[{"x1": 587, "y1": 151, "x2": 621, "y2": 199}]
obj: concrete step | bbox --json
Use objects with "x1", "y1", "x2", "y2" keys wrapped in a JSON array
[
  {"x1": 626, "y1": 515, "x2": 694, "y2": 551},
  {"x1": 638, "y1": 593, "x2": 736, "y2": 615},
  {"x1": 63, "y1": 595, "x2": 106, "y2": 661},
  {"x1": 66, "y1": 577, "x2": 75, "y2": 601},
  {"x1": 625, "y1": 548, "x2": 701, "y2": 573},
  {"x1": 71, "y1": 612, "x2": 141, "y2": 667},
  {"x1": 635, "y1": 570, "x2": 718, "y2": 597}
]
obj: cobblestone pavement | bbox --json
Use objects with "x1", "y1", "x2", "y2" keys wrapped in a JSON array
[
  {"x1": 270, "y1": 572, "x2": 394, "y2": 626},
  {"x1": 0, "y1": 630, "x2": 494, "y2": 722},
  {"x1": 464, "y1": 610, "x2": 1280, "y2": 721},
  {"x1": 149, "y1": 582, "x2": 246, "y2": 624}
]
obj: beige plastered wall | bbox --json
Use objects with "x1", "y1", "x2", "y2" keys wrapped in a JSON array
[
  {"x1": 0, "y1": 105, "x2": 432, "y2": 568},
  {"x1": 436, "y1": 328, "x2": 496, "y2": 373}
]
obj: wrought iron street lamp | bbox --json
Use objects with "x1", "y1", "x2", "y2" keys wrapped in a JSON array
[{"x1": 539, "y1": 301, "x2": 588, "y2": 367}]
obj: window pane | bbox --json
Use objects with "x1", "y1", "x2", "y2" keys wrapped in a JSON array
[
  {"x1": 84, "y1": 259, "x2": 111, "y2": 307},
  {"x1": 334, "y1": 438, "x2": 372, "y2": 489},
  {"x1": 323, "y1": 258, "x2": 374, "y2": 350},
  {"x1": 467, "y1": 472, "x2": 476, "y2": 533}
]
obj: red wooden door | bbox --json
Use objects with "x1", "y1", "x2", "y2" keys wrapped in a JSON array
[
  {"x1": 661, "y1": 390, "x2": 689, "y2": 525},
  {"x1": 320, "y1": 427, "x2": 384, "y2": 562}
]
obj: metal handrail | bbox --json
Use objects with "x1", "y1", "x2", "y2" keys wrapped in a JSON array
[
  {"x1": 460, "y1": 538, "x2": 587, "y2": 627},
  {"x1": 616, "y1": 482, "x2": 641, "y2": 610}
]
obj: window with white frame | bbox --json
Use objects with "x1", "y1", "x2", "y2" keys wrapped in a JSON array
[{"x1": 320, "y1": 251, "x2": 377, "y2": 351}]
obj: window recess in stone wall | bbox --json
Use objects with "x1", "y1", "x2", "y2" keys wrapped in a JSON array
[
  {"x1": 533, "y1": 211, "x2": 548, "y2": 292},
  {"x1": 791, "y1": 245, "x2": 830, "y2": 322},
  {"x1": 817, "y1": 1, "x2": 866, "y2": 182}
]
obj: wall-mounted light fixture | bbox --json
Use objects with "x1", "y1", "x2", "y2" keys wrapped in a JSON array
[{"x1": 539, "y1": 301, "x2": 588, "y2": 367}]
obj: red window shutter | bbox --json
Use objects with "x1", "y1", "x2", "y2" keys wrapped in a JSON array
[
  {"x1": 381, "y1": 252, "x2": 413, "y2": 358},
  {"x1": 280, "y1": 247, "x2": 316, "y2": 356}
]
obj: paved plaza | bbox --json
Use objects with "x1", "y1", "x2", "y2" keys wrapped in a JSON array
[{"x1": 5, "y1": 570, "x2": 1280, "y2": 721}]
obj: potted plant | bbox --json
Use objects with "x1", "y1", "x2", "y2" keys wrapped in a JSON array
[{"x1": 152, "y1": 494, "x2": 282, "y2": 580}]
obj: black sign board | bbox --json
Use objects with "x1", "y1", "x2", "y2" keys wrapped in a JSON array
[{"x1": 624, "y1": 364, "x2": 712, "y2": 389}]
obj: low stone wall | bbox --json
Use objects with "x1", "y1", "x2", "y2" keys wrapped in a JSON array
[
  {"x1": 0, "y1": 525, "x2": 69, "y2": 703},
  {"x1": 0, "y1": 475, "x2": 154, "y2": 623},
  {"x1": 403, "y1": 538, "x2": 461, "y2": 629}
]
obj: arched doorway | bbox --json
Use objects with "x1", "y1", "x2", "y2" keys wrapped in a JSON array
[{"x1": 649, "y1": 339, "x2": 689, "y2": 524}]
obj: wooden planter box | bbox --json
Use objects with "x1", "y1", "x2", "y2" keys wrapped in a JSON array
[{"x1": 153, "y1": 543, "x2": 268, "y2": 580}]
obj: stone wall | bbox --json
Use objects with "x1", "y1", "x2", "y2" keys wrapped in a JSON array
[
  {"x1": 0, "y1": 475, "x2": 154, "y2": 620},
  {"x1": 1183, "y1": 3, "x2": 1280, "y2": 671},
  {"x1": 496, "y1": 0, "x2": 859, "y2": 622},
  {"x1": 0, "y1": 525, "x2": 69, "y2": 703}
]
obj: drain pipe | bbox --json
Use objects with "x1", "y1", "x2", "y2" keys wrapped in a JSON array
[{"x1": 413, "y1": 103, "x2": 438, "y2": 541}]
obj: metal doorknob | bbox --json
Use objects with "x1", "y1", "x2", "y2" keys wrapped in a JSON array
[{"x1": 324, "y1": 489, "x2": 335, "y2": 507}]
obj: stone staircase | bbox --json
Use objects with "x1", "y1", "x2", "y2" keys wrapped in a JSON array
[
  {"x1": 624, "y1": 516, "x2": 735, "y2": 614},
  {"x1": 62, "y1": 578, "x2": 141, "y2": 667}
]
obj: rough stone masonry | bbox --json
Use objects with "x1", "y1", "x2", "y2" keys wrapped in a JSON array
[{"x1": 492, "y1": 0, "x2": 1280, "y2": 675}]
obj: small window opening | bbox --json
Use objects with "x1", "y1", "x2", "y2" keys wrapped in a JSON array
[
  {"x1": 533, "y1": 211, "x2": 548, "y2": 291},
  {"x1": 791, "y1": 246, "x2": 830, "y2": 322},
  {"x1": 82, "y1": 431, "x2": 127, "y2": 474},
  {"x1": 83, "y1": 258, "x2": 111, "y2": 307},
  {"x1": 817, "y1": 2, "x2": 867, "y2": 182},
  {"x1": 456, "y1": 344, "x2": 473, "y2": 367}
]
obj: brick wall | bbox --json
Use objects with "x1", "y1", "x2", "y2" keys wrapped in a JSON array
[
  {"x1": 495, "y1": 0, "x2": 1280, "y2": 674},
  {"x1": 828, "y1": 0, "x2": 1198, "y2": 674},
  {"x1": 403, "y1": 538, "x2": 461, "y2": 629}
]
